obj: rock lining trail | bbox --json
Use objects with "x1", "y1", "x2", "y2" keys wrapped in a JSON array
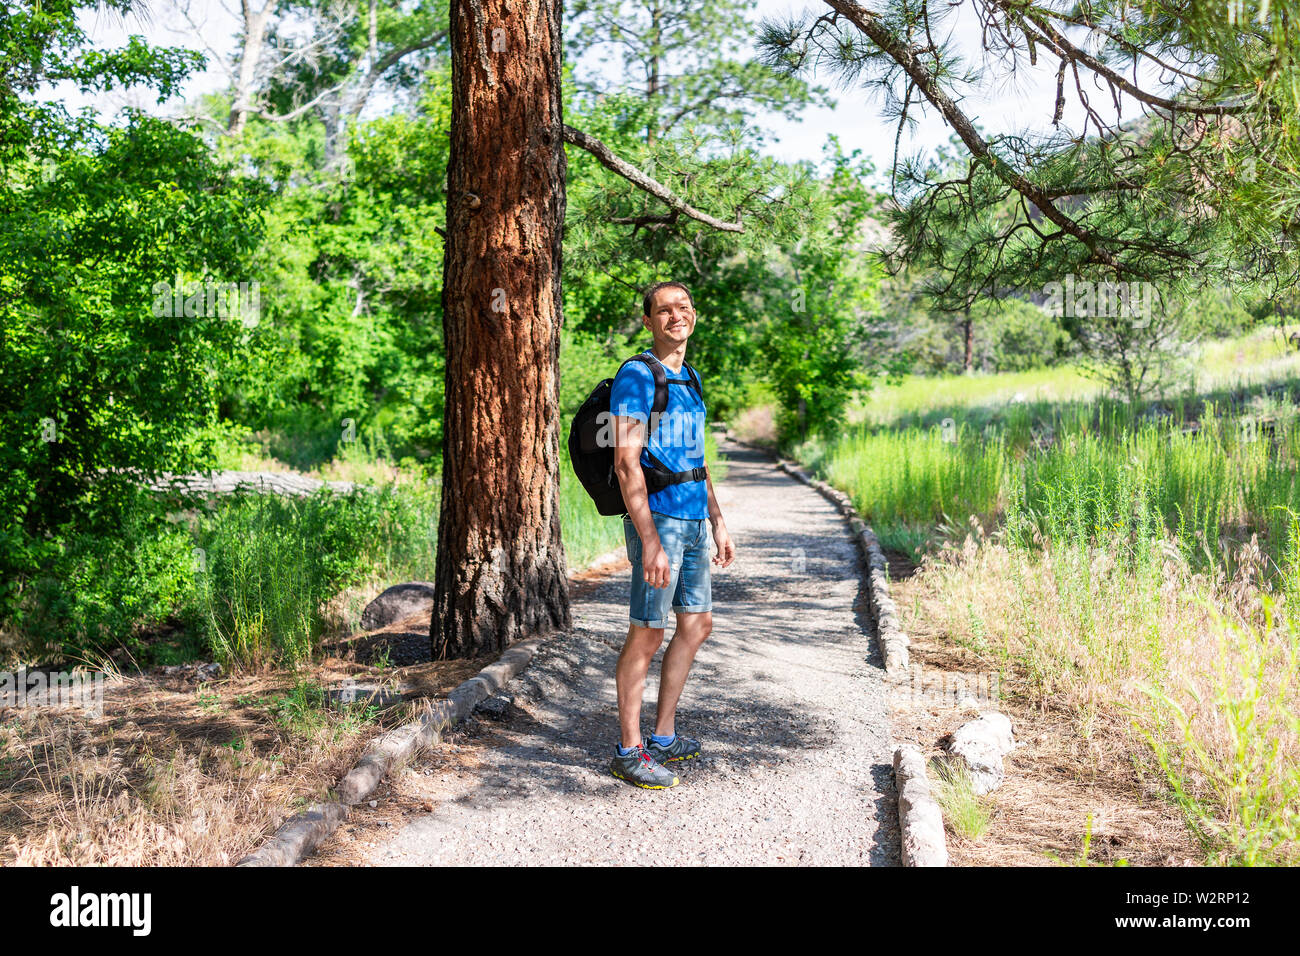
[{"x1": 355, "y1": 441, "x2": 899, "y2": 866}]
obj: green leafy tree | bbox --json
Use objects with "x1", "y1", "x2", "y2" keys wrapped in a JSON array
[
  {"x1": 559, "y1": 1, "x2": 836, "y2": 414},
  {"x1": 0, "y1": 0, "x2": 268, "y2": 630},
  {"x1": 220, "y1": 73, "x2": 453, "y2": 467},
  {"x1": 757, "y1": 140, "x2": 889, "y2": 444}
]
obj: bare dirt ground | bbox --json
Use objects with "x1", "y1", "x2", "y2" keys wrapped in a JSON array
[
  {"x1": 310, "y1": 441, "x2": 900, "y2": 866},
  {"x1": 0, "y1": 629, "x2": 488, "y2": 865}
]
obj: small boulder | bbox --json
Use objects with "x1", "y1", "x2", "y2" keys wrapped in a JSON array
[
  {"x1": 361, "y1": 582, "x2": 437, "y2": 631},
  {"x1": 161, "y1": 661, "x2": 222, "y2": 683},
  {"x1": 475, "y1": 693, "x2": 515, "y2": 720},
  {"x1": 324, "y1": 680, "x2": 409, "y2": 711},
  {"x1": 195, "y1": 662, "x2": 223, "y2": 683},
  {"x1": 945, "y1": 712, "x2": 1015, "y2": 794}
]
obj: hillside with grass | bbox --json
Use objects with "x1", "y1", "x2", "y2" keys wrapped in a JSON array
[{"x1": 768, "y1": 329, "x2": 1300, "y2": 865}]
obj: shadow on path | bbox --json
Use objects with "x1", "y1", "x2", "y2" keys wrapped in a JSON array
[{"x1": 353, "y1": 439, "x2": 899, "y2": 867}]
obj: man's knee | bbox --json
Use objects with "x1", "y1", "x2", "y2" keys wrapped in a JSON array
[
  {"x1": 623, "y1": 624, "x2": 665, "y2": 661},
  {"x1": 677, "y1": 611, "x2": 711, "y2": 646}
]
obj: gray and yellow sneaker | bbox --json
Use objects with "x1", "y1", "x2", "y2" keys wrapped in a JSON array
[
  {"x1": 643, "y1": 732, "x2": 701, "y2": 763},
  {"x1": 610, "y1": 744, "x2": 680, "y2": 789}
]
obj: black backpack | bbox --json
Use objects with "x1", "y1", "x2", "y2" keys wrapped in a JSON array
[{"x1": 568, "y1": 352, "x2": 709, "y2": 516}]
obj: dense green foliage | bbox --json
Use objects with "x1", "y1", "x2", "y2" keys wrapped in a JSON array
[
  {"x1": 1, "y1": 1, "x2": 268, "y2": 638},
  {"x1": 19, "y1": 482, "x2": 441, "y2": 669},
  {"x1": 2, "y1": 0, "x2": 1295, "y2": 679}
]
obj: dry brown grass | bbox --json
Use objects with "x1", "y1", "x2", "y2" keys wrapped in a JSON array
[
  {"x1": 307, "y1": 724, "x2": 498, "y2": 866},
  {"x1": 0, "y1": 651, "x2": 485, "y2": 866},
  {"x1": 884, "y1": 523, "x2": 1300, "y2": 866},
  {"x1": 731, "y1": 404, "x2": 777, "y2": 447}
]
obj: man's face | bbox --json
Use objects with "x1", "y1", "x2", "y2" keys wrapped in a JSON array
[{"x1": 643, "y1": 286, "x2": 696, "y2": 345}]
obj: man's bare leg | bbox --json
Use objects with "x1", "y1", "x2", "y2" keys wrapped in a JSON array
[
  {"x1": 616, "y1": 623, "x2": 665, "y2": 749},
  {"x1": 654, "y1": 611, "x2": 713, "y2": 737}
]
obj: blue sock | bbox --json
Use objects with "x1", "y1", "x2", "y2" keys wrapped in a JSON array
[
  {"x1": 650, "y1": 732, "x2": 676, "y2": 746},
  {"x1": 616, "y1": 742, "x2": 637, "y2": 756}
]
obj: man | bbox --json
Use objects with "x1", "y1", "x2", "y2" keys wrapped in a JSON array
[{"x1": 607, "y1": 280, "x2": 736, "y2": 788}]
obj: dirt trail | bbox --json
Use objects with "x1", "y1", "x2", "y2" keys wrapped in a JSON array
[{"x1": 319, "y1": 441, "x2": 899, "y2": 866}]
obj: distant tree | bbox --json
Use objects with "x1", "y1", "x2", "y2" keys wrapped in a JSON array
[
  {"x1": 198, "y1": 0, "x2": 448, "y2": 167},
  {"x1": 565, "y1": 0, "x2": 830, "y2": 148},
  {"x1": 757, "y1": 139, "x2": 890, "y2": 444}
]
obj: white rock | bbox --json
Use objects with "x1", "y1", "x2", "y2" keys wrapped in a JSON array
[{"x1": 946, "y1": 712, "x2": 1015, "y2": 794}]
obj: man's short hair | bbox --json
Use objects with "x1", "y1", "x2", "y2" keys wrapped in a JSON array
[{"x1": 642, "y1": 281, "x2": 694, "y2": 319}]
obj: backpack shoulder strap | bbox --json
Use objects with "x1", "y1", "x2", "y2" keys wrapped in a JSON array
[
  {"x1": 619, "y1": 353, "x2": 668, "y2": 431},
  {"x1": 684, "y1": 362, "x2": 702, "y2": 399}
]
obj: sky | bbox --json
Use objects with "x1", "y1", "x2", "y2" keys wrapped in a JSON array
[
  {"x1": 54, "y1": 0, "x2": 1137, "y2": 182},
  {"x1": 750, "y1": 1, "x2": 1075, "y2": 173}
]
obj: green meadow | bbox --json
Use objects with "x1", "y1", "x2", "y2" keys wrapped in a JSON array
[{"x1": 790, "y1": 328, "x2": 1300, "y2": 865}]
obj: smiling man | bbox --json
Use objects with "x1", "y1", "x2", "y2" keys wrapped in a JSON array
[{"x1": 607, "y1": 280, "x2": 736, "y2": 789}]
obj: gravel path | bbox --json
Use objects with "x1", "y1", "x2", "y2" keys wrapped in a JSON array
[{"x1": 361, "y1": 441, "x2": 898, "y2": 866}]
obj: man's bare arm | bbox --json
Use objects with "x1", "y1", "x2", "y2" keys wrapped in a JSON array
[
  {"x1": 705, "y1": 471, "x2": 735, "y2": 568},
  {"x1": 705, "y1": 472, "x2": 724, "y2": 525}
]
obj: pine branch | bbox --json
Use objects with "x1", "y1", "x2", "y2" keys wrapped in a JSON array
[
  {"x1": 822, "y1": 0, "x2": 1120, "y2": 267},
  {"x1": 561, "y1": 125, "x2": 745, "y2": 233}
]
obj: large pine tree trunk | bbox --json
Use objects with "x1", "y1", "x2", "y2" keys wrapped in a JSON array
[{"x1": 432, "y1": 0, "x2": 571, "y2": 659}]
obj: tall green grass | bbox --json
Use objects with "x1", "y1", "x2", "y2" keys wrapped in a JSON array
[
  {"x1": 931, "y1": 759, "x2": 993, "y2": 842},
  {"x1": 809, "y1": 393, "x2": 1300, "y2": 571},
  {"x1": 817, "y1": 424, "x2": 1004, "y2": 553},
  {"x1": 197, "y1": 482, "x2": 440, "y2": 668},
  {"x1": 1139, "y1": 601, "x2": 1300, "y2": 866},
  {"x1": 804, "y1": 374, "x2": 1300, "y2": 864}
]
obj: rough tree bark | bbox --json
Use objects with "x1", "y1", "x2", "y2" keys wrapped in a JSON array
[
  {"x1": 432, "y1": 0, "x2": 572, "y2": 659},
  {"x1": 962, "y1": 304, "x2": 973, "y2": 374}
]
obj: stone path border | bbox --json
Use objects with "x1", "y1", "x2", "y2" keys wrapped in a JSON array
[
  {"x1": 893, "y1": 745, "x2": 949, "y2": 866},
  {"x1": 727, "y1": 434, "x2": 939, "y2": 865},
  {"x1": 237, "y1": 636, "x2": 544, "y2": 866}
]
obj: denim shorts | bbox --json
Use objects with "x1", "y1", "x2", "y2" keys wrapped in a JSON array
[{"x1": 623, "y1": 512, "x2": 712, "y2": 628}]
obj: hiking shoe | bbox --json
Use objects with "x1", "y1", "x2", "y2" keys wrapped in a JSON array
[
  {"x1": 610, "y1": 745, "x2": 680, "y2": 789},
  {"x1": 643, "y1": 732, "x2": 701, "y2": 763}
]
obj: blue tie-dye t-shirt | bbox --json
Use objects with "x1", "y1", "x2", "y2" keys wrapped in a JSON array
[{"x1": 608, "y1": 351, "x2": 708, "y2": 519}]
